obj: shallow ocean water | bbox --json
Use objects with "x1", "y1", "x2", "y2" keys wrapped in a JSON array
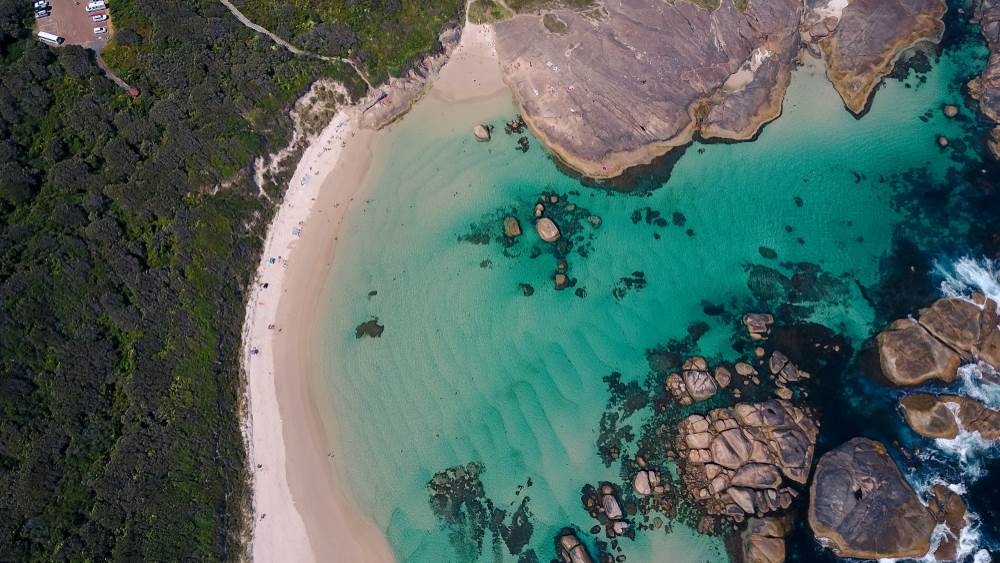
[{"x1": 319, "y1": 10, "x2": 998, "y2": 562}]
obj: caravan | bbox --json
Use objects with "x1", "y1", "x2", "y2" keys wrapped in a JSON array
[
  {"x1": 85, "y1": 1, "x2": 106, "y2": 12},
  {"x1": 36, "y1": 31, "x2": 63, "y2": 45}
]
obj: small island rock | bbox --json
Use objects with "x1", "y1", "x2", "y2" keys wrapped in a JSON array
[
  {"x1": 473, "y1": 124, "x2": 491, "y2": 141},
  {"x1": 536, "y1": 217, "x2": 561, "y2": 242},
  {"x1": 503, "y1": 216, "x2": 522, "y2": 238}
]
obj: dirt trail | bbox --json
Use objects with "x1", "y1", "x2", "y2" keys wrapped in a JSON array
[{"x1": 217, "y1": 0, "x2": 373, "y2": 91}]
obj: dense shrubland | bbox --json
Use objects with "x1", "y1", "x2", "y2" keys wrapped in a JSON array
[{"x1": 0, "y1": 0, "x2": 458, "y2": 558}]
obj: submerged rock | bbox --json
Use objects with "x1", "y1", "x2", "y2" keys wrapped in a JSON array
[
  {"x1": 355, "y1": 318, "x2": 385, "y2": 338},
  {"x1": 808, "y1": 438, "x2": 936, "y2": 560}
]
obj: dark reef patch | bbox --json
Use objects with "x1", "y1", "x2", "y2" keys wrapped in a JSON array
[
  {"x1": 427, "y1": 463, "x2": 537, "y2": 561},
  {"x1": 355, "y1": 318, "x2": 384, "y2": 338}
]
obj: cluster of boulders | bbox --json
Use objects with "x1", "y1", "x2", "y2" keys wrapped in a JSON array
[
  {"x1": 876, "y1": 295, "x2": 1000, "y2": 386},
  {"x1": 580, "y1": 483, "x2": 632, "y2": 540},
  {"x1": 665, "y1": 349, "x2": 810, "y2": 405},
  {"x1": 743, "y1": 313, "x2": 774, "y2": 340},
  {"x1": 675, "y1": 399, "x2": 818, "y2": 522},
  {"x1": 631, "y1": 468, "x2": 663, "y2": 497},
  {"x1": 876, "y1": 294, "x2": 1000, "y2": 443},
  {"x1": 664, "y1": 356, "x2": 729, "y2": 404},
  {"x1": 805, "y1": 295, "x2": 1000, "y2": 561},
  {"x1": 808, "y1": 437, "x2": 967, "y2": 561}
]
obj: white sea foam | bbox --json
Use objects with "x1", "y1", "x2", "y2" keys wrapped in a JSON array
[{"x1": 937, "y1": 256, "x2": 1000, "y2": 306}]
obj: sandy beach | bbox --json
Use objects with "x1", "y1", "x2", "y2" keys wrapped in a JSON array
[{"x1": 242, "y1": 20, "x2": 506, "y2": 562}]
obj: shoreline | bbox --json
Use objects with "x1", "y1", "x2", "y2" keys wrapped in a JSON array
[{"x1": 242, "y1": 20, "x2": 505, "y2": 562}]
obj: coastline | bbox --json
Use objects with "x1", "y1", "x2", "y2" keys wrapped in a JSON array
[{"x1": 242, "y1": 20, "x2": 505, "y2": 562}]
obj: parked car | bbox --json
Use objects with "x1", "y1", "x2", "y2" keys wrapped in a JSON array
[
  {"x1": 91, "y1": 13, "x2": 107, "y2": 21},
  {"x1": 93, "y1": 26, "x2": 106, "y2": 34},
  {"x1": 34, "y1": 9, "x2": 50, "y2": 18},
  {"x1": 33, "y1": 1, "x2": 49, "y2": 9}
]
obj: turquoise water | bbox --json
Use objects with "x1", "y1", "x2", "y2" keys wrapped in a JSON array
[{"x1": 319, "y1": 25, "x2": 993, "y2": 562}]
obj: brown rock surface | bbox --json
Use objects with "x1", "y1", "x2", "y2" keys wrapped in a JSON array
[
  {"x1": 820, "y1": 0, "x2": 946, "y2": 114},
  {"x1": 808, "y1": 438, "x2": 936, "y2": 560},
  {"x1": 536, "y1": 217, "x2": 561, "y2": 242},
  {"x1": 494, "y1": 0, "x2": 802, "y2": 178},
  {"x1": 900, "y1": 393, "x2": 1000, "y2": 441},
  {"x1": 494, "y1": 0, "x2": 949, "y2": 178},
  {"x1": 676, "y1": 400, "x2": 817, "y2": 520},
  {"x1": 741, "y1": 515, "x2": 793, "y2": 563},
  {"x1": 877, "y1": 318, "x2": 962, "y2": 386},
  {"x1": 970, "y1": 0, "x2": 1000, "y2": 158},
  {"x1": 928, "y1": 484, "x2": 968, "y2": 562},
  {"x1": 877, "y1": 296, "x2": 1000, "y2": 385}
]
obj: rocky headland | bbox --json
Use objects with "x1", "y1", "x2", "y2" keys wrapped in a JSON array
[
  {"x1": 493, "y1": 0, "x2": 947, "y2": 178},
  {"x1": 818, "y1": 0, "x2": 946, "y2": 114}
]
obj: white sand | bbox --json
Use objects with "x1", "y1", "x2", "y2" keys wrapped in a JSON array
[{"x1": 242, "y1": 20, "x2": 505, "y2": 563}]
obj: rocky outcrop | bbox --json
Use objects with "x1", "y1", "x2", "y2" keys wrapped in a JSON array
[
  {"x1": 555, "y1": 529, "x2": 594, "y2": 563},
  {"x1": 744, "y1": 313, "x2": 775, "y2": 340},
  {"x1": 900, "y1": 393, "x2": 1000, "y2": 441},
  {"x1": 877, "y1": 295, "x2": 1000, "y2": 386},
  {"x1": 740, "y1": 514, "x2": 794, "y2": 563},
  {"x1": 808, "y1": 438, "x2": 936, "y2": 560},
  {"x1": 494, "y1": 0, "x2": 948, "y2": 178},
  {"x1": 665, "y1": 356, "x2": 725, "y2": 405},
  {"x1": 535, "y1": 217, "x2": 560, "y2": 242},
  {"x1": 503, "y1": 216, "x2": 522, "y2": 238},
  {"x1": 820, "y1": 0, "x2": 947, "y2": 114},
  {"x1": 676, "y1": 399, "x2": 817, "y2": 521},
  {"x1": 970, "y1": 0, "x2": 1000, "y2": 158},
  {"x1": 494, "y1": 0, "x2": 802, "y2": 178},
  {"x1": 473, "y1": 124, "x2": 491, "y2": 141},
  {"x1": 927, "y1": 484, "x2": 968, "y2": 562}
]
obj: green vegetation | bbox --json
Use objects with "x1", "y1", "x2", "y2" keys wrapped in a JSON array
[
  {"x1": 230, "y1": 0, "x2": 465, "y2": 82},
  {"x1": 542, "y1": 13, "x2": 567, "y2": 34},
  {"x1": 505, "y1": 0, "x2": 595, "y2": 14},
  {"x1": 468, "y1": 0, "x2": 511, "y2": 24},
  {"x1": 0, "y1": 0, "x2": 421, "y2": 557}
]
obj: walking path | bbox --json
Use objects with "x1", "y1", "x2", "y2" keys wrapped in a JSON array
[
  {"x1": 96, "y1": 52, "x2": 133, "y2": 92},
  {"x1": 217, "y1": 0, "x2": 373, "y2": 91}
]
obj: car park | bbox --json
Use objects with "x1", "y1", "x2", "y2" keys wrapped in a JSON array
[
  {"x1": 92, "y1": 13, "x2": 107, "y2": 21},
  {"x1": 93, "y1": 27, "x2": 106, "y2": 34}
]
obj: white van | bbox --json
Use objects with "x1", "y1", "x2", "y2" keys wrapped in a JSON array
[
  {"x1": 37, "y1": 31, "x2": 63, "y2": 45},
  {"x1": 85, "y1": 1, "x2": 106, "y2": 12}
]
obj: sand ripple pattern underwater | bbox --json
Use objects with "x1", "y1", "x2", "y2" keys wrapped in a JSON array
[{"x1": 320, "y1": 17, "x2": 1000, "y2": 563}]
